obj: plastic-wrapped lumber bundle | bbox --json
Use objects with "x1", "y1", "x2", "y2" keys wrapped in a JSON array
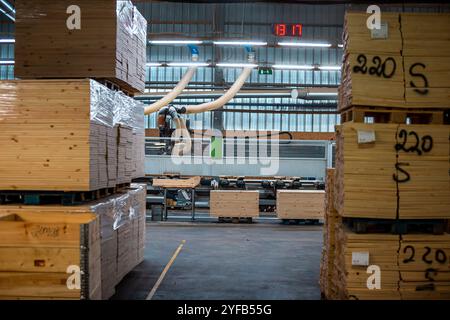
[
  {"x1": 0, "y1": 79, "x2": 117, "y2": 191},
  {"x1": 15, "y1": 0, "x2": 147, "y2": 93},
  {"x1": 114, "y1": 91, "x2": 146, "y2": 181}
]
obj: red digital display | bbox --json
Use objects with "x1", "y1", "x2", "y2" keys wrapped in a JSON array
[{"x1": 273, "y1": 24, "x2": 303, "y2": 37}]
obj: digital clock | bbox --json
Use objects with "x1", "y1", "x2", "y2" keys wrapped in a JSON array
[{"x1": 273, "y1": 24, "x2": 303, "y2": 37}]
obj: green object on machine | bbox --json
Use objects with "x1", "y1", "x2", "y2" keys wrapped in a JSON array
[{"x1": 210, "y1": 136, "x2": 223, "y2": 159}]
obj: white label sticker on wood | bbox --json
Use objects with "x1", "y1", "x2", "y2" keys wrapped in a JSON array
[
  {"x1": 352, "y1": 252, "x2": 370, "y2": 266},
  {"x1": 357, "y1": 130, "x2": 376, "y2": 144},
  {"x1": 371, "y1": 22, "x2": 388, "y2": 39}
]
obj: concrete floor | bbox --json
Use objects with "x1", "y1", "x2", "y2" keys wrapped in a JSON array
[{"x1": 113, "y1": 222, "x2": 323, "y2": 300}]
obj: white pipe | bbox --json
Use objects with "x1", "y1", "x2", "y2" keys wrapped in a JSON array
[
  {"x1": 144, "y1": 67, "x2": 197, "y2": 115},
  {"x1": 185, "y1": 67, "x2": 254, "y2": 114},
  {"x1": 172, "y1": 117, "x2": 192, "y2": 156}
]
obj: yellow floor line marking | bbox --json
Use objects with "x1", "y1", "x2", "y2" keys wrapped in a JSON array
[{"x1": 146, "y1": 240, "x2": 186, "y2": 300}]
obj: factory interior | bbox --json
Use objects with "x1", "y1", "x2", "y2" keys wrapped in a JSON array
[{"x1": 0, "y1": 0, "x2": 449, "y2": 308}]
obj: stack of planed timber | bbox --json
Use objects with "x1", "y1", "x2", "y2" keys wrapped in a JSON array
[
  {"x1": 320, "y1": 169, "x2": 340, "y2": 299},
  {"x1": 0, "y1": 184, "x2": 146, "y2": 300},
  {"x1": 210, "y1": 190, "x2": 259, "y2": 218},
  {"x1": 335, "y1": 123, "x2": 450, "y2": 220},
  {"x1": 398, "y1": 234, "x2": 450, "y2": 299},
  {"x1": 332, "y1": 226, "x2": 402, "y2": 300},
  {"x1": 402, "y1": 13, "x2": 450, "y2": 107},
  {"x1": 276, "y1": 190, "x2": 325, "y2": 220},
  {"x1": 330, "y1": 227, "x2": 450, "y2": 300},
  {"x1": 0, "y1": 79, "x2": 145, "y2": 191},
  {"x1": 340, "y1": 12, "x2": 450, "y2": 109},
  {"x1": 15, "y1": 0, "x2": 147, "y2": 93},
  {"x1": 328, "y1": 11, "x2": 450, "y2": 300}
]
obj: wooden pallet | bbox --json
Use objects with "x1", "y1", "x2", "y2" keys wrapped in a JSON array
[
  {"x1": 218, "y1": 217, "x2": 253, "y2": 224},
  {"x1": 0, "y1": 183, "x2": 131, "y2": 206},
  {"x1": 343, "y1": 218, "x2": 447, "y2": 235},
  {"x1": 340, "y1": 106, "x2": 449, "y2": 124}
]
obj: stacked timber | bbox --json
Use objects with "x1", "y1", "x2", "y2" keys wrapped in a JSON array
[
  {"x1": 340, "y1": 12, "x2": 450, "y2": 110},
  {"x1": 398, "y1": 234, "x2": 450, "y2": 300},
  {"x1": 340, "y1": 12, "x2": 403, "y2": 109},
  {"x1": 15, "y1": 0, "x2": 147, "y2": 93},
  {"x1": 276, "y1": 190, "x2": 325, "y2": 220},
  {"x1": 332, "y1": 227, "x2": 401, "y2": 300},
  {"x1": 0, "y1": 0, "x2": 148, "y2": 301},
  {"x1": 326, "y1": 11, "x2": 450, "y2": 300},
  {"x1": 210, "y1": 190, "x2": 259, "y2": 219},
  {"x1": 0, "y1": 184, "x2": 147, "y2": 300},
  {"x1": 334, "y1": 123, "x2": 450, "y2": 219},
  {"x1": 320, "y1": 169, "x2": 340, "y2": 299},
  {"x1": 0, "y1": 79, "x2": 145, "y2": 192},
  {"x1": 329, "y1": 229, "x2": 450, "y2": 300},
  {"x1": 402, "y1": 13, "x2": 450, "y2": 107}
]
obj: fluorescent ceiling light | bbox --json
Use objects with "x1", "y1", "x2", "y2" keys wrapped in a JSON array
[
  {"x1": 0, "y1": 7, "x2": 14, "y2": 22},
  {"x1": 146, "y1": 62, "x2": 162, "y2": 67},
  {"x1": 149, "y1": 40, "x2": 203, "y2": 45},
  {"x1": 278, "y1": 42, "x2": 332, "y2": 48},
  {"x1": 272, "y1": 64, "x2": 314, "y2": 70},
  {"x1": 0, "y1": 0, "x2": 15, "y2": 13},
  {"x1": 167, "y1": 62, "x2": 209, "y2": 67},
  {"x1": 338, "y1": 44, "x2": 344, "y2": 48},
  {"x1": 308, "y1": 93, "x2": 338, "y2": 96},
  {"x1": 0, "y1": 39, "x2": 14, "y2": 43},
  {"x1": 214, "y1": 41, "x2": 267, "y2": 46},
  {"x1": 319, "y1": 66, "x2": 341, "y2": 71},
  {"x1": 216, "y1": 63, "x2": 258, "y2": 68},
  {"x1": 0, "y1": 60, "x2": 14, "y2": 65}
]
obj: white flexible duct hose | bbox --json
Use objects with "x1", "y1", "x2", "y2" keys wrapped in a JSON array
[
  {"x1": 185, "y1": 67, "x2": 254, "y2": 114},
  {"x1": 144, "y1": 67, "x2": 197, "y2": 115},
  {"x1": 172, "y1": 117, "x2": 192, "y2": 156}
]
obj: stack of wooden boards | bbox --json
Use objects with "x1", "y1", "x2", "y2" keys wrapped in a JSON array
[
  {"x1": 319, "y1": 169, "x2": 339, "y2": 299},
  {"x1": 328, "y1": 225, "x2": 450, "y2": 300},
  {"x1": 15, "y1": 0, "x2": 147, "y2": 93},
  {"x1": 0, "y1": 184, "x2": 146, "y2": 300},
  {"x1": 0, "y1": 0, "x2": 148, "y2": 300},
  {"x1": 0, "y1": 79, "x2": 145, "y2": 191},
  {"x1": 335, "y1": 123, "x2": 450, "y2": 219},
  {"x1": 340, "y1": 12, "x2": 450, "y2": 109},
  {"x1": 322, "y1": 170, "x2": 450, "y2": 300},
  {"x1": 321, "y1": 11, "x2": 450, "y2": 300},
  {"x1": 210, "y1": 191, "x2": 259, "y2": 219},
  {"x1": 276, "y1": 190, "x2": 325, "y2": 220}
]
